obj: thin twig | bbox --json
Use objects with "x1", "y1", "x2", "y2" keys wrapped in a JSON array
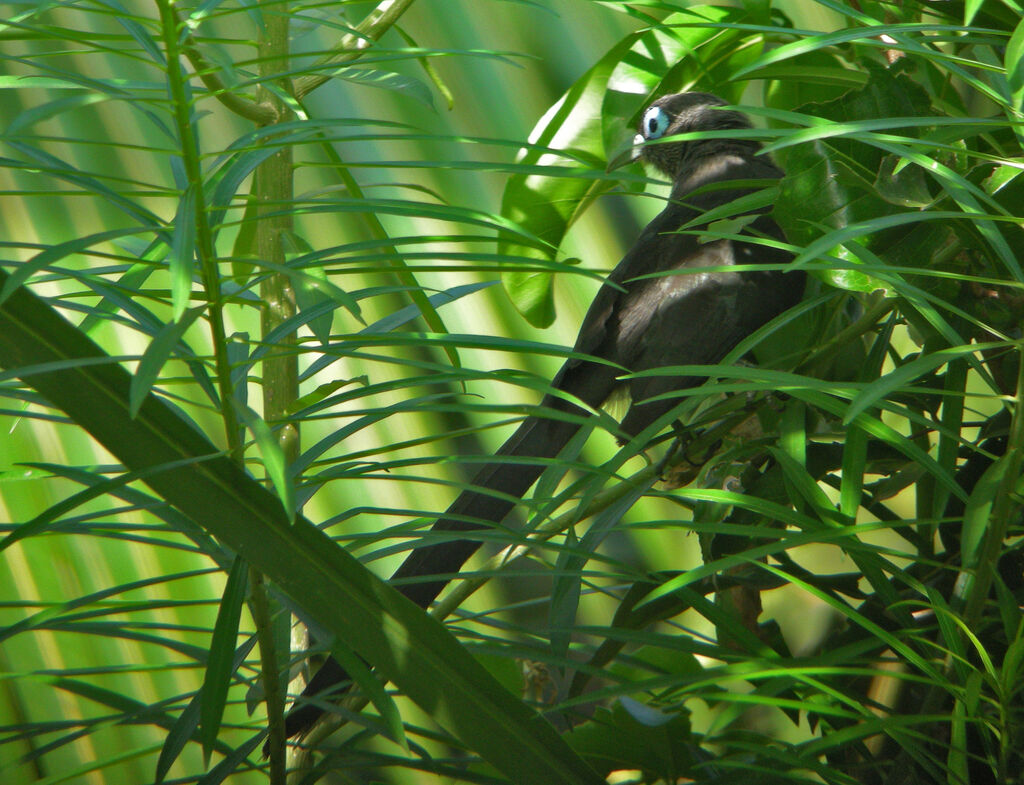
[
  {"x1": 172, "y1": 5, "x2": 278, "y2": 123},
  {"x1": 294, "y1": 0, "x2": 420, "y2": 100}
]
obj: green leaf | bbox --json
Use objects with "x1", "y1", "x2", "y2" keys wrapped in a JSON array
[
  {"x1": 4, "y1": 92, "x2": 111, "y2": 135},
  {"x1": 499, "y1": 5, "x2": 758, "y2": 326},
  {"x1": 0, "y1": 227, "x2": 153, "y2": 307},
  {"x1": 965, "y1": 0, "x2": 988, "y2": 25},
  {"x1": 774, "y1": 66, "x2": 939, "y2": 293},
  {"x1": 235, "y1": 402, "x2": 294, "y2": 524},
  {"x1": 155, "y1": 687, "x2": 201, "y2": 785},
  {"x1": 169, "y1": 185, "x2": 197, "y2": 321},
  {"x1": 960, "y1": 454, "x2": 1009, "y2": 572},
  {"x1": 324, "y1": 635, "x2": 409, "y2": 751},
  {"x1": 281, "y1": 231, "x2": 364, "y2": 340},
  {"x1": 567, "y1": 699, "x2": 694, "y2": 780},
  {"x1": 0, "y1": 458, "x2": 201, "y2": 555},
  {"x1": 329, "y1": 66, "x2": 434, "y2": 108},
  {"x1": 0, "y1": 267, "x2": 604, "y2": 785},
  {"x1": 199, "y1": 556, "x2": 247, "y2": 763},
  {"x1": 157, "y1": 639, "x2": 260, "y2": 783},
  {"x1": 1006, "y1": 14, "x2": 1024, "y2": 113},
  {"x1": 130, "y1": 306, "x2": 204, "y2": 418},
  {"x1": 843, "y1": 342, "x2": 998, "y2": 425}
]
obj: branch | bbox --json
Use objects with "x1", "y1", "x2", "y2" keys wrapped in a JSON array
[
  {"x1": 166, "y1": 2, "x2": 278, "y2": 124},
  {"x1": 181, "y1": 34, "x2": 278, "y2": 124},
  {"x1": 294, "y1": 0, "x2": 419, "y2": 100}
]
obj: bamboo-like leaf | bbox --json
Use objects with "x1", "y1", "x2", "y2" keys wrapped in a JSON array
[
  {"x1": 843, "y1": 342, "x2": 1001, "y2": 425},
  {"x1": 169, "y1": 185, "x2": 197, "y2": 321},
  {"x1": 4, "y1": 92, "x2": 112, "y2": 135},
  {"x1": 235, "y1": 402, "x2": 294, "y2": 524},
  {"x1": 156, "y1": 688, "x2": 202, "y2": 785},
  {"x1": 156, "y1": 637, "x2": 258, "y2": 784},
  {"x1": 4, "y1": 2, "x2": 1024, "y2": 781},
  {"x1": 0, "y1": 227, "x2": 155, "y2": 307},
  {"x1": 1007, "y1": 16, "x2": 1024, "y2": 114},
  {"x1": 199, "y1": 555, "x2": 247, "y2": 763},
  {"x1": 130, "y1": 305, "x2": 205, "y2": 418},
  {"x1": 0, "y1": 267, "x2": 604, "y2": 784},
  {"x1": 321, "y1": 633, "x2": 409, "y2": 750},
  {"x1": 329, "y1": 66, "x2": 434, "y2": 107}
]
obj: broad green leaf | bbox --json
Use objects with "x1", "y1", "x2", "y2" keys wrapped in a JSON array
[
  {"x1": 761, "y1": 49, "x2": 868, "y2": 110},
  {"x1": 499, "y1": 6, "x2": 758, "y2": 327},
  {"x1": 566, "y1": 699, "x2": 694, "y2": 780},
  {"x1": 774, "y1": 66, "x2": 938, "y2": 293}
]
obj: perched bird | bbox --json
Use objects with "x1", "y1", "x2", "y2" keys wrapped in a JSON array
[{"x1": 283, "y1": 91, "x2": 804, "y2": 739}]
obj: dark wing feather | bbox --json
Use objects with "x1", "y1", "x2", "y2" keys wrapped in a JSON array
[{"x1": 282, "y1": 136, "x2": 802, "y2": 742}]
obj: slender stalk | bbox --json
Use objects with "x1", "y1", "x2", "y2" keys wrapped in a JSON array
[
  {"x1": 294, "y1": 0, "x2": 420, "y2": 99},
  {"x1": 160, "y1": 3, "x2": 292, "y2": 780},
  {"x1": 209, "y1": 3, "x2": 426, "y2": 771},
  {"x1": 181, "y1": 32, "x2": 277, "y2": 124},
  {"x1": 254, "y1": 3, "x2": 297, "y2": 779},
  {"x1": 160, "y1": 3, "x2": 290, "y2": 776},
  {"x1": 249, "y1": 566, "x2": 286, "y2": 782},
  {"x1": 155, "y1": 0, "x2": 241, "y2": 458}
]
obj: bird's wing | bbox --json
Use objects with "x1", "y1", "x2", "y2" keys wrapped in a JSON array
[{"x1": 568, "y1": 156, "x2": 797, "y2": 435}]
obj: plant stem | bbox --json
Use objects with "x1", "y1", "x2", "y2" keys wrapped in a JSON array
[
  {"x1": 180, "y1": 26, "x2": 277, "y2": 124},
  {"x1": 155, "y1": 0, "x2": 241, "y2": 459},
  {"x1": 253, "y1": 2, "x2": 297, "y2": 779},
  {"x1": 294, "y1": 0, "x2": 421, "y2": 99}
]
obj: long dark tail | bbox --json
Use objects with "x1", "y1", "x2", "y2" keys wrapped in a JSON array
[{"x1": 283, "y1": 390, "x2": 591, "y2": 738}]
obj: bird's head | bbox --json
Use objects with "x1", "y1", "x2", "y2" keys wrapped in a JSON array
[{"x1": 634, "y1": 92, "x2": 753, "y2": 177}]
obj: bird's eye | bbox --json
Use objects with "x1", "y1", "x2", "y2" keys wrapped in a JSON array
[{"x1": 642, "y1": 106, "x2": 670, "y2": 139}]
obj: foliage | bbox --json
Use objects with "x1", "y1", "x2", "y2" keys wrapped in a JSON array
[{"x1": 0, "y1": 1, "x2": 1022, "y2": 784}]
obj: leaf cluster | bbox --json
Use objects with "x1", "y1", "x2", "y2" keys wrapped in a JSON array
[{"x1": 0, "y1": 1, "x2": 1022, "y2": 784}]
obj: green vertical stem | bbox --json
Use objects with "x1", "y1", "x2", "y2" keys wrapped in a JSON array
[
  {"x1": 252, "y1": 2, "x2": 296, "y2": 780},
  {"x1": 162, "y1": 0, "x2": 285, "y2": 775},
  {"x1": 156, "y1": 0, "x2": 241, "y2": 457}
]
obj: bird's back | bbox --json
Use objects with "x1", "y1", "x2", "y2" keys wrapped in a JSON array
[{"x1": 563, "y1": 148, "x2": 800, "y2": 436}]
